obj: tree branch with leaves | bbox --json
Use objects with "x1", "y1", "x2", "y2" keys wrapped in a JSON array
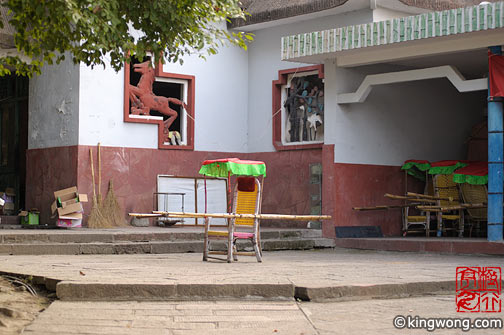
[{"x1": 0, "y1": 0, "x2": 252, "y2": 76}]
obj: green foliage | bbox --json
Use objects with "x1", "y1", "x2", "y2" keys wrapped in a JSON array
[{"x1": 0, "y1": 0, "x2": 252, "y2": 76}]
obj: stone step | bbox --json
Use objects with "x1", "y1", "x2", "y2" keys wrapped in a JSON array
[
  {"x1": 54, "y1": 280, "x2": 453, "y2": 302},
  {"x1": 0, "y1": 238, "x2": 335, "y2": 255},
  {"x1": 0, "y1": 228, "x2": 322, "y2": 244}
]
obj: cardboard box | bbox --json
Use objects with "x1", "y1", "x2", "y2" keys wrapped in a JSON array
[
  {"x1": 61, "y1": 198, "x2": 78, "y2": 208},
  {"x1": 54, "y1": 186, "x2": 78, "y2": 199},
  {"x1": 59, "y1": 212, "x2": 83, "y2": 220},
  {"x1": 57, "y1": 202, "x2": 83, "y2": 217},
  {"x1": 52, "y1": 186, "x2": 87, "y2": 226}
]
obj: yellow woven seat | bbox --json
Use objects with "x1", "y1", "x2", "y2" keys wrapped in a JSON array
[
  {"x1": 434, "y1": 174, "x2": 464, "y2": 237},
  {"x1": 441, "y1": 215, "x2": 460, "y2": 220},
  {"x1": 402, "y1": 169, "x2": 435, "y2": 237},
  {"x1": 407, "y1": 216, "x2": 428, "y2": 222},
  {"x1": 207, "y1": 231, "x2": 229, "y2": 237},
  {"x1": 459, "y1": 183, "x2": 487, "y2": 237}
]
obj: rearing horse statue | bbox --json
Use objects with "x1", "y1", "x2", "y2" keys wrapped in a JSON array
[{"x1": 129, "y1": 61, "x2": 188, "y2": 144}]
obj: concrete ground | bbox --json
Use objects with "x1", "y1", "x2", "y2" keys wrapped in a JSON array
[
  {"x1": 1, "y1": 248, "x2": 504, "y2": 334},
  {"x1": 0, "y1": 248, "x2": 502, "y2": 297},
  {"x1": 22, "y1": 296, "x2": 504, "y2": 334}
]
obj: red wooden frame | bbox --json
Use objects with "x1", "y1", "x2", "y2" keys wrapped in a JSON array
[
  {"x1": 124, "y1": 59, "x2": 195, "y2": 150},
  {"x1": 272, "y1": 64, "x2": 324, "y2": 151}
]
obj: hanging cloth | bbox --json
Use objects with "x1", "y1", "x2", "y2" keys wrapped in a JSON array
[{"x1": 489, "y1": 50, "x2": 504, "y2": 98}]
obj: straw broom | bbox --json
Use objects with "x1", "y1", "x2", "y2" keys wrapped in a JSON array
[
  {"x1": 87, "y1": 147, "x2": 112, "y2": 228},
  {"x1": 102, "y1": 180, "x2": 126, "y2": 227}
]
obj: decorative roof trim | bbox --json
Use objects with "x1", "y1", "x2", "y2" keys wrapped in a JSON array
[
  {"x1": 229, "y1": 0, "x2": 349, "y2": 29},
  {"x1": 281, "y1": 1, "x2": 504, "y2": 61},
  {"x1": 399, "y1": 0, "x2": 501, "y2": 11}
]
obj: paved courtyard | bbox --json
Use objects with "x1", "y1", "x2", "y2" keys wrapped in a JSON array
[
  {"x1": 1, "y1": 248, "x2": 504, "y2": 334},
  {"x1": 22, "y1": 296, "x2": 504, "y2": 334},
  {"x1": 0, "y1": 248, "x2": 502, "y2": 288}
]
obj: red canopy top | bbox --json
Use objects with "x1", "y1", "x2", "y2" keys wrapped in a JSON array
[
  {"x1": 454, "y1": 161, "x2": 487, "y2": 176},
  {"x1": 430, "y1": 160, "x2": 468, "y2": 167},
  {"x1": 202, "y1": 158, "x2": 265, "y2": 166}
]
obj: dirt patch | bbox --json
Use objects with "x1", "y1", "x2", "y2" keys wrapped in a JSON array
[{"x1": 0, "y1": 275, "x2": 52, "y2": 334}]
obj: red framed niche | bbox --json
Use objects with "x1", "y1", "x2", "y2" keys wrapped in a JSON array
[
  {"x1": 272, "y1": 64, "x2": 324, "y2": 151},
  {"x1": 124, "y1": 58, "x2": 195, "y2": 150}
]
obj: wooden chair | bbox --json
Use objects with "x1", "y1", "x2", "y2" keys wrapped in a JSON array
[
  {"x1": 434, "y1": 174, "x2": 464, "y2": 237},
  {"x1": 203, "y1": 177, "x2": 262, "y2": 262},
  {"x1": 402, "y1": 172, "x2": 434, "y2": 236},
  {"x1": 459, "y1": 183, "x2": 487, "y2": 237},
  {"x1": 402, "y1": 206, "x2": 432, "y2": 236}
]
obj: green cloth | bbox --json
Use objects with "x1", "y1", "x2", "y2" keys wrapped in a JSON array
[
  {"x1": 453, "y1": 174, "x2": 488, "y2": 185},
  {"x1": 405, "y1": 169, "x2": 426, "y2": 181},
  {"x1": 428, "y1": 162, "x2": 468, "y2": 175},
  {"x1": 401, "y1": 162, "x2": 430, "y2": 172},
  {"x1": 199, "y1": 161, "x2": 266, "y2": 178}
]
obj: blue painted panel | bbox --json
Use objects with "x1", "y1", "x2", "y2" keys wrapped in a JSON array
[
  {"x1": 489, "y1": 46, "x2": 503, "y2": 55},
  {"x1": 488, "y1": 101, "x2": 504, "y2": 132},
  {"x1": 488, "y1": 194, "x2": 504, "y2": 223},
  {"x1": 488, "y1": 162, "x2": 504, "y2": 193},
  {"x1": 487, "y1": 46, "x2": 503, "y2": 241},
  {"x1": 488, "y1": 223, "x2": 503, "y2": 241},
  {"x1": 488, "y1": 133, "x2": 504, "y2": 163}
]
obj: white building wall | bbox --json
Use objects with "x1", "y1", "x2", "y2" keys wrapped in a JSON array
[
  {"x1": 324, "y1": 62, "x2": 485, "y2": 166},
  {"x1": 161, "y1": 40, "x2": 249, "y2": 153},
  {"x1": 78, "y1": 64, "x2": 160, "y2": 149},
  {"x1": 78, "y1": 23, "x2": 249, "y2": 152},
  {"x1": 246, "y1": 9, "x2": 373, "y2": 152},
  {"x1": 28, "y1": 55, "x2": 80, "y2": 149}
]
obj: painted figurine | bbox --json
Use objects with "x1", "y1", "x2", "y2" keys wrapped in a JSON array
[{"x1": 129, "y1": 60, "x2": 188, "y2": 143}]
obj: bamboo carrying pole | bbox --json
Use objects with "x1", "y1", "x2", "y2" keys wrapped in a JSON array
[
  {"x1": 97, "y1": 142, "x2": 102, "y2": 205},
  {"x1": 90, "y1": 148, "x2": 97, "y2": 202},
  {"x1": 130, "y1": 211, "x2": 331, "y2": 221},
  {"x1": 417, "y1": 203, "x2": 487, "y2": 211},
  {"x1": 353, "y1": 203, "x2": 422, "y2": 211},
  {"x1": 384, "y1": 194, "x2": 436, "y2": 203},
  {"x1": 406, "y1": 192, "x2": 454, "y2": 202}
]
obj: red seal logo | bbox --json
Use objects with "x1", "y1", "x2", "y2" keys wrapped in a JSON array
[{"x1": 456, "y1": 267, "x2": 501, "y2": 313}]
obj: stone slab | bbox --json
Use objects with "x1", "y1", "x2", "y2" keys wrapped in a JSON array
[
  {"x1": 176, "y1": 283, "x2": 294, "y2": 300},
  {"x1": 56, "y1": 282, "x2": 293, "y2": 301},
  {"x1": 10, "y1": 243, "x2": 80, "y2": 255},
  {"x1": 24, "y1": 301, "x2": 317, "y2": 335},
  {"x1": 80, "y1": 243, "x2": 116, "y2": 254},
  {"x1": 151, "y1": 241, "x2": 203, "y2": 254},
  {"x1": 295, "y1": 280, "x2": 454, "y2": 302},
  {"x1": 334, "y1": 237, "x2": 504, "y2": 256},
  {"x1": 57, "y1": 282, "x2": 177, "y2": 301}
]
